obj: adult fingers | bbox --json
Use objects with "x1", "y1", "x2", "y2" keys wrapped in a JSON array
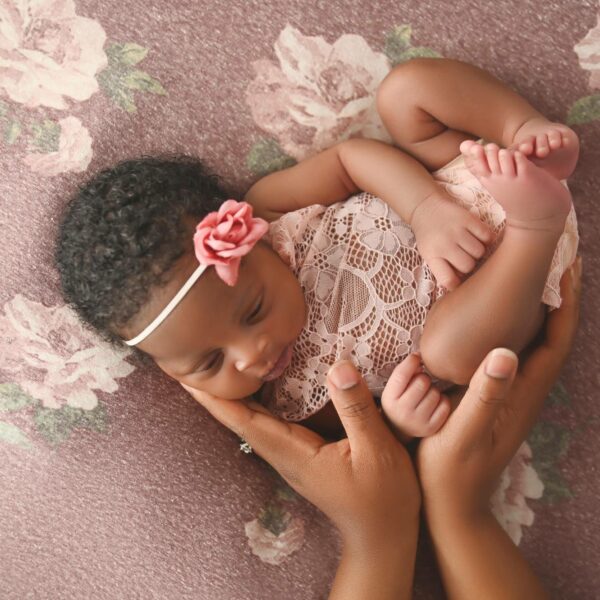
[
  {"x1": 442, "y1": 348, "x2": 518, "y2": 454},
  {"x1": 181, "y1": 383, "x2": 324, "y2": 474},
  {"x1": 544, "y1": 256, "x2": 582, "y2": 354},
  {"x1": 326, "y1": 360, "x2": 393, "y2": 451},
  {"x1": 520, "y1": 256, "x2": 582, "y2": 380},
  {"x1": 496, "y1": 258, "x2": 582, "y2": 455}
]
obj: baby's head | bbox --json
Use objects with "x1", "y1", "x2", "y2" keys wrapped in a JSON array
[{"x1": 55, "y1": 156, "x2": 306, "y2": 400}]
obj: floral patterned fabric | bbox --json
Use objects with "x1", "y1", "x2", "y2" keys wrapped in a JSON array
[{"x1": 1, "y1": 1, "x2": 599, "y2": 599}]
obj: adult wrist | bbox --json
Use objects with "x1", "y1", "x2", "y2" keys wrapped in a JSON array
[{"x1": 341, "y1": 511, "x2": 420, "y2": 556}]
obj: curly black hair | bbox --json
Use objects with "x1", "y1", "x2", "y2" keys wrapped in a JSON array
[{"x1": 55, "y1": 156, "x2": 229, "y2": 358}]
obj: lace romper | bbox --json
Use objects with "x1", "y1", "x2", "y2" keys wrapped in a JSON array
[{"x1": 259, "y1": 150, "x2": 579, "y2": 422}]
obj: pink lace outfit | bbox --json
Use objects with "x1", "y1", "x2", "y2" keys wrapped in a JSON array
[{"x1": 259, "y1": 150, "x2": 579, "y2": 422}]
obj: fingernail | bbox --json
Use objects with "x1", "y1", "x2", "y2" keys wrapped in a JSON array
[
  {"x1": 328, "y1": 360, "x2": 360, "y2": 390},
  {"x1": 485, "y1": 348, "x2": 517, "y2": 379}
]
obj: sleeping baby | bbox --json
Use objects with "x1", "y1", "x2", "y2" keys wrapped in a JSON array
[{"x1": 55, "y1": 58, "x2": 578, "y2": 441}]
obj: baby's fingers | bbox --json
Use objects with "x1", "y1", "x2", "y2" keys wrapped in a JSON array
[
  {"x1": 459, "y1": 230, "x2": 486, "y2": 260},
  {"x1": 381, "y1": 354, "x2": 424, "y2": 406},
  {"x1": 424, "y1": 393, "x2": 452, "y2": 434},
  {"x1": 448, "y1": 246, "x2": 476, "y2": 275},
  {"x1": 467, "y1": 218, "x2": 494, "y2": 245},
  {"x1": 428, "y1": 257, "x2": 461, "y2": 291}
]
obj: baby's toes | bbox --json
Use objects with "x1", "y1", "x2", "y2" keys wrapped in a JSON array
[
  {"x1": 535, "y1": 133, "x2": 550, "y2": 157},
  {"x1": 516, "y1": 136, "x2": 535, "y2": 155},
  {"x1": 547, "y1": 128, "x2": 562, "y2": 149},
  {"x1": 464, "y1": 143, "x2": 490, "y2": 178},
  {"x1": 498, "y1": 148, "x2": 516, "y2": 176},
  {"x1": 484, "y1": 143, "x2": 501, "y2": 174},
  {"x1": 460, "y1": 139, "x2": 478, "y2": 156}
]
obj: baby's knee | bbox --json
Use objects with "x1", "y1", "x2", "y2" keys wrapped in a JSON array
[
  {"x1": 418, "y1": 324, "x2": 476, "y2": 386},
  {"x1": 376, "y1": 59, "x2": 426, "y2": 120}
]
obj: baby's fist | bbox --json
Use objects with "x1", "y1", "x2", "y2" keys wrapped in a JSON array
[{"x1": 381, "y1": 353, "x2": 451, "y2": 440}]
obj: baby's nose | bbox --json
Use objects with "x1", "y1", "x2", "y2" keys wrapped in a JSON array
[{"x1": 234, "y1": 336, "x2": 268, "y2": 373}]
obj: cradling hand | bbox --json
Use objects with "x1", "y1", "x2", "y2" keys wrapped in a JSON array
[
  {"x1": 417, "y1": 256, "x2": 582, "y2": 519},
  {"x1": 181, "y1": 360, "x2": 421, "y2": 548}
]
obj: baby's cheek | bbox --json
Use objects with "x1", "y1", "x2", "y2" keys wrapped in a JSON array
[{"x1": 205, "y1": 372, "x2": 263, "y2": 401}]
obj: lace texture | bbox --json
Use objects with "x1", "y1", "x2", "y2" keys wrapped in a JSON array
[{"x1": 260, "y1": 151, "x2": 579, "y2": 422}]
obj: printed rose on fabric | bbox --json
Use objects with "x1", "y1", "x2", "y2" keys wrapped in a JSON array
[
  {"x1": 0, "y1": 295, "x2": 134, "y2": 410},
  {"x1": 0, "y1": 0, "x2": 108, "y2": 109},
  {"x1": 23, "y1": 116, "x2": 92, "y2": 175},
  {"x1": 245, "y1": 508, "x2": 305, "y2": 565},
  {"x1": 490, "y1": 442, "x2": 544, "y2": 546},
  {"x1": 574, "y1": 11, "x2": 600, "y2": 90},
  {"x1": 246, "y1": 25, "x2": 391, "y2": 161}
]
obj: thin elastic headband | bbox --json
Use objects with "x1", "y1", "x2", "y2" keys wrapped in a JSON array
[{"x1": 124, "y1": 263, "x2": 208, "y2": 346}]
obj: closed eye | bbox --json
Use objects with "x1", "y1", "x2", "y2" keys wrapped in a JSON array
[
  {"x1": 247, "y1": 297, "x2": 263, "y2": 323},
  {"x1": 195, "y1": 352, "x2": 222, "y2": 373}
]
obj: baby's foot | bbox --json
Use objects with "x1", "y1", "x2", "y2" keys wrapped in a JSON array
[
  {"x1": 460, "y1": 141, "x2": 572, "y2": 233},
  {"x1": 510, "y1": 117, "x2": 579, "y2": 180}
]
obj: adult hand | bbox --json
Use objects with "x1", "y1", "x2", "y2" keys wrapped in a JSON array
[
  {"x1": 182, "y1": 360, "x2": 422, "y2": 599},
  {"x1": 181, "y1": 361, "x2": 421, "y2": 546},
  {"x1": 417, "y1": 256, "x2": 581, "y2": 517},
  {"x1": 415, "y1": 258, "x2": 580, "y2": 600}
]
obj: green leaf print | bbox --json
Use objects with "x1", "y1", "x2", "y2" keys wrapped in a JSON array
[
  {"x1": 384, "y1": 24, "x2": 441, "y2": 66},
  {"x1": 33, "y1": 402, "x2": 108, "y2": 446},
  {"x1": 246, "y1": 138, "x2": 296, "y2": 177},
  {"x1": 4, "y1": 120, "x2": 22, "y2": 145},
  {"x1": 567, "y1": 94, "x2": 600, "y2": 125},
  {"x1": 124, "y1": 70, "x2": 166, "y2": 94},
  {"x1": 258, "y1": 503, "x2": 292, "y2": 536},
  {"x1": 528, "y1": 421, "x2": 573, "y2": 504},
  {"x1": 0, "y1": 99, "x2": 8, "y2": 118},
  {"x1": 546, "y1": 381, "x2": 571, "y2": 407},
  {"x1": 0, "y1": 421, "x2": 33, "y2": 450},
  {"x1": 98, "y1": 42, "x2": 166, "y2": 113},
  {"x1": 108, "y1": 42, "x2": 148, "y2": 66},
  {"x1": 0, "y1": 383, "x2": 35, "y2": 412}
]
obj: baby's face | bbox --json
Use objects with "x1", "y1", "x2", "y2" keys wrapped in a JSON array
[{"x1": 123, "y1": 241, "x2": 307, "y2": 400}]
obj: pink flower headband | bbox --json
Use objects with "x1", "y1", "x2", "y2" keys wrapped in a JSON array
[{"x1": 124, "y1": 200, "x2": 269, "y2": 346}]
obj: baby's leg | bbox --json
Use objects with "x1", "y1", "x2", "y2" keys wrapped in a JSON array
[
  {"x1": 376, "y1": 58, "x2": 578, "y2": 177},
  {"x1": 418, "y1": 144, "x2": 571, "y2": 385}
]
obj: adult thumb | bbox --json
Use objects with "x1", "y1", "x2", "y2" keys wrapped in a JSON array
[
  {"x1": 326, "y1": 360, "x2": 389, "y2": 449},
  {"x1": 448, "y1": 348, "x2": 518, "y2": 451}
]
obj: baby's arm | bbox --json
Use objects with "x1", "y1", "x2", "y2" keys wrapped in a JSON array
[
  {"x1": 245, "y1": 139, "x2": 491, "y2": 289},
  {"x1": 245, "y1": 139, "x2": 439, "y2": 224}
]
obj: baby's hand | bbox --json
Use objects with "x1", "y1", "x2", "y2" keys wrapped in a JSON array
[
  {"x1": 410, "y1": 191, "x2": 493, "y2": 290},
  {"x1": 381, "y1": 353, "x2": 451, "y2": 440}
]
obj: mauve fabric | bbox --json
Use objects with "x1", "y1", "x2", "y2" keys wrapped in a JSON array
[{"x1": 1, "y1": 1, "x2": 599, "y2": 598}]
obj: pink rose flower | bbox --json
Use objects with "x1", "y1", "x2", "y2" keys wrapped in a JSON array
[
  {"x1": 490, "y1": 441, "x2": 544, "y2": 545},
  {"x1": 574, "y1": 11, "x2": 600, "y2": 90},
  {"x1": 246, "y1": 25, "x2": 392, "y2": 161},
  {"x1": 0, "y1": 0, "x2": 107, "y2": 109},
  {"x1": 193, "y1": 200, "x2": 269, "y2": 286},
  {"x1": 23, "y1": 116, "x2": 93, "y2": 176},
  {"x1": 0, "y1": 295, "x2": 134, "y2": 410},
  {"x1": 244, "y1": 513, "x2": 305, "y2": 565}
]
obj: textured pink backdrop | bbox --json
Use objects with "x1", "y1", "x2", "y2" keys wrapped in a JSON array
[{"x1": 1, "y1": 1, "x2": 599, "y2": 598}]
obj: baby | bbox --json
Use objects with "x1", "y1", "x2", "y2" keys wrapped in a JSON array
[{"x1": 55, "y1": 58, "x2": 579, "y2": 441}]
